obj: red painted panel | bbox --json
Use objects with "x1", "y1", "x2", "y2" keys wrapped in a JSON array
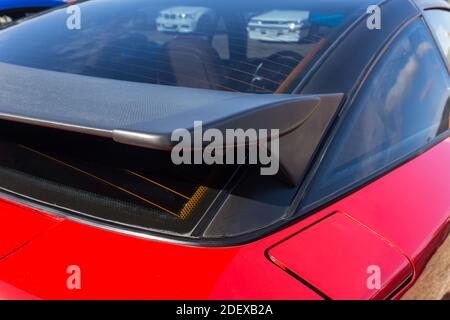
[
  {"x1": 0, "y1": 199, "x2": 61, "y2": 260},
  {"x1": 268, "y1": 213, "x2": 413, "y2": 299},
  {"x1": 0, "y1": 220, "x2": 321, "y2": 300},
  {"x1": 0, "y1": 280, "x2": 39, "y2": 300}
]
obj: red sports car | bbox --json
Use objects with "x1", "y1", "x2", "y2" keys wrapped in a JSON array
[{"x1": 0, "y1": 0, "x2": 448, "y2": 300}]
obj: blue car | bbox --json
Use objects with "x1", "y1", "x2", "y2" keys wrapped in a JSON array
[
  {"x1": 0, "y1": 0, "x2": 67, "y2": 11},
  {"x1": 0, "y1": 0, "x2": 67, "y2": 24}
]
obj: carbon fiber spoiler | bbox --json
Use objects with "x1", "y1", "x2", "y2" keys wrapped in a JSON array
[{"x1": 0, "y1": 62, "x2": 343, "y2": 185}]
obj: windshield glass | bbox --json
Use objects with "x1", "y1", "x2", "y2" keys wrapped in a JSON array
[{"x1": 0, "y1": 0, "x2": 364, "y2": 93}]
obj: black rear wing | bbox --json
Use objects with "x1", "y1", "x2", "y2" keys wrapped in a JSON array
[{"x1": 0, "y1": 62, "x2": 343, "y2": 185}]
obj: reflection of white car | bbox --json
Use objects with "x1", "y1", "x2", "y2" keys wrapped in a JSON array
[
  {"x1": 247, "y1": 10, "x2": 310, "y2": 42},
  {"x1": 0, "y1": 15, "x2": 12, "y2": 26},
  {"x1": 156, "y1": 6, "x2": 215, "y2": 33}
]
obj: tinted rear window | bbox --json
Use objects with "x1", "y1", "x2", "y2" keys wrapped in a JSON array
[
  {"x1": 0, "y1": 120, "x2": 234, "y2": 235},
  {"x1": 0, "y1": 0, "x2": 366, "y2": 93}
]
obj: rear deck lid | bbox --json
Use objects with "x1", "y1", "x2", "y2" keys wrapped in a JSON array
[
  {"x1": 268, "y1": 213, "x2": 413, "y2": 299},
  {"x1": 0, "y1": 198, "x2": 61, "y2": 260}
]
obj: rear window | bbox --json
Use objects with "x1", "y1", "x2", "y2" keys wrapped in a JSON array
[
  {"x1": 0, "y1": 0, "x2": 368, "y2": 241},
  {"x1": 0, "y1": 120, "x2": 234, "y2": 235},
  {"x1": 0, "y1": 0, "x2": 362, "y2": 93}
]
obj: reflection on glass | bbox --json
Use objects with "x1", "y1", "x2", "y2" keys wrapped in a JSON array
[
  {"x1": 0, "y1": 0, "x2": 358, "y2": 93},
  {"x1": 302, "y1": 20, "x2": 450, "y2": 208},
  {"x1": 424, "y1": 10, "x2": 450, "y2": 66},
  {"x1": 247, "y1": 10, "x2": 310, "y2": 43},
  {"x1": 156, "y1": 6, "x2": 215, "y2": 34}
]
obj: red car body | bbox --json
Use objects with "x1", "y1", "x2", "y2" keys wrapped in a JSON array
[{"x1": 0, "y1": 137, "x2": 448, "y2": 300}]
